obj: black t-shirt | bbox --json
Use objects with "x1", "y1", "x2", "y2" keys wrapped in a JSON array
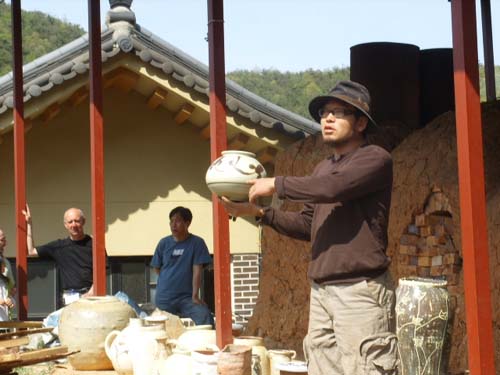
[{"x1": 37, "y1": 235, "x2": 93, "y2": 290}]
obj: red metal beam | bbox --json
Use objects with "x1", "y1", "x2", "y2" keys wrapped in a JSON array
[
  {"x1": 480, "y1": 0, "x2": 496, "y2": 101},
  {"x1": 207, "y1": 0, "x2": 232, "y2": 349},
  {"x1": 88, "y1": 0, "x2": 106, "y2": 296},
  {"x1": 450, "y1": 1, "x2": 496, "y2": 373},
  {"x1": 11, "y1": 0, "x2": 28, "y2": 320}
]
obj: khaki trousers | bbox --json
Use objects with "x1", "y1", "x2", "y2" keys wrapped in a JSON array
[{"x1": 303, "y1": 272, "x2": 398, "y2": 375}]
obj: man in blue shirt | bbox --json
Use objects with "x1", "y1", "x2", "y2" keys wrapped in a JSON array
[{"x1": 151, "y1": 206, "x2": 214, "y2": 326}]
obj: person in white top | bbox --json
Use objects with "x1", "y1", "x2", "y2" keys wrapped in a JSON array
[{"x1": 0, "y1": 255, "x2": 15, "y2": 321}]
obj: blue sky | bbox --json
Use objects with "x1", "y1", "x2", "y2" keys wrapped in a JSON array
[{"x1": 16, "y1": 0, "x2": 499, "y2": 72}]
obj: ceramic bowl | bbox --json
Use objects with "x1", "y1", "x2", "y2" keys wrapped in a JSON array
[{"x1": 206, "y1": 150, "x2": 266, "y2": 201}]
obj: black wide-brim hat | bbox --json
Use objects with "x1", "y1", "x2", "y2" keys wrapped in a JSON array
[{"x1": 308, "y1": 80, "x2": 378, "y2": 132}]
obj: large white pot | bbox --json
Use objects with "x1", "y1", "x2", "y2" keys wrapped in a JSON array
[
  {"x1": 205, "y1": 150, "x2": 267, "y2": 201},
  {"x1": 58, "y1": 296, "x2": 136, "y2": 370}
]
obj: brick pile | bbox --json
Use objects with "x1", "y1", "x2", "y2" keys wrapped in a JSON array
[{"x1": 399, "y1": 211, "x2": 462, "y2": 291}]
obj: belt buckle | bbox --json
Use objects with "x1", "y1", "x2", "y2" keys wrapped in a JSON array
[{"x1": 62, "y1": 290, "x2": 81, "y2": 305}]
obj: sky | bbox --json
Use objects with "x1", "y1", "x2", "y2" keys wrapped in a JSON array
[{"x1": 13, "y1": 0, "x2": 500, "y2": 72}]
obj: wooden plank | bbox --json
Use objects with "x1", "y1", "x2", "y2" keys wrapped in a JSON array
[
  {"x1": 0, "y1": 352, "x2": 19, "y2": 362},
  {"x1": 0, "y1": 336, "x2": 29, "y2": 348},
  {"x1": 0, "y1": 321, "x2": 43, "y2": 329},
  {"x1": 0, "y1": 350, "x2": 77, "y2": 373},
  {"x1": 0, "y1": 327, "x2": 54, "y2": 340},
  {"x1": 19, "y1": 346, "x2": 69, "y2": 361},
  {"x1": 19, "y1": 350, "x2": 77, "y2": 367}
]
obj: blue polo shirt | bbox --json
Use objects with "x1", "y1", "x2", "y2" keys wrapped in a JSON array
[{"x1": 151, "y1": 234, "x2": 212, "y2": 304}]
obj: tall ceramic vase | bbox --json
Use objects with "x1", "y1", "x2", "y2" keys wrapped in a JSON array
[
  {"x1": 395, "y1": 277, "x2": 450, "y2": 375},
  {"x1": 205, "y1": 150, "x2": 266, "y2": 202}
]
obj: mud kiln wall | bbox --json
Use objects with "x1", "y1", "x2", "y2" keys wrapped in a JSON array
[{"x1": 245, "y1": 101, "x2": 500, "y2": 374}]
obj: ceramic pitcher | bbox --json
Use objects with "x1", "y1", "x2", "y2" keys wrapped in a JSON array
[{"x1": 105, "y1": 317, "x2": 168, "y2": 375}]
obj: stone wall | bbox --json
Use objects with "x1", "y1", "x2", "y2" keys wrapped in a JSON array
[{"x1": 245, "y1": 100, "x2": 500, "y2": 373}]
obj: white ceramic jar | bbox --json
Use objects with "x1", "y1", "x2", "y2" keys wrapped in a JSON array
[
  {"x1": 58, "y1": 296, "x2": 135, "y2": 371},
  {"x1": 105, "y1": 318, "x2": 168, "y2": 375},
  {"x1": 205, "y1": 150, "x2": 267, "y2": 201},
  {"x1": 171, "y1": 326, "x2": 218, "y2": 352}
]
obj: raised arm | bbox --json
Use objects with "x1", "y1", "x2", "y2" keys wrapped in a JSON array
[{"x1": 21, "y1": 204, "x2": 38, "y2": 256}]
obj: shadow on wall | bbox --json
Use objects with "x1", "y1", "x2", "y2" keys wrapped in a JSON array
[{"x1": 0, "y1": 87, "x2": 258, "y2": 248}]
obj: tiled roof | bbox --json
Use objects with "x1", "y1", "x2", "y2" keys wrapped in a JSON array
[{"x1": 0, "y1": 3, "x2": 320, "y2": 138}]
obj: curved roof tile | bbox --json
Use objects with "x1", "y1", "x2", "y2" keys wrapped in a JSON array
[{"x1": 0, "y1": 4, "x2": 320, "y2": 137}]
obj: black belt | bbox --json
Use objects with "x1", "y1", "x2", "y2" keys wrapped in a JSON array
[{"x1": 63, "y1": 287, "x2": 90, "y2": 294}]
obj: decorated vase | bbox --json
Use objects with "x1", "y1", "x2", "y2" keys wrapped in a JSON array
[
  {"x1": 396, "y1": 277, "x2": 450, "y2": 375},
  {"x1": 205, "y1": 150, "x2": 267, "y2": 201}
]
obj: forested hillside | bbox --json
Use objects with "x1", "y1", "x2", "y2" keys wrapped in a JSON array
[
  {"x1": 0, "y1": 2, "x2": 84, "y2": 75},
  {"x1": 228, "y1": 68, "x2": 350, "y2": 118}
]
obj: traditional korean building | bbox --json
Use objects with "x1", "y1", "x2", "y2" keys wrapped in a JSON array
[{"x1": 0, "y1": 2, "x2": 319, "y2": 319}]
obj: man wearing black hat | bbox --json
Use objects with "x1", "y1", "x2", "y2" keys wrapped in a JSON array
[{"x1": 221, "y1": 80, "x2": 397, "y2": 374}]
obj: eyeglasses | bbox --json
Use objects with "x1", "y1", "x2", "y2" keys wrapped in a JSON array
[{"x1": 318, "y1": 108, "x2": 357, "y2": 119}]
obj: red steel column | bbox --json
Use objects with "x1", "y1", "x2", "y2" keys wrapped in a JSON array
[
  {"x1": 207, "y1": 0, "x2": 232, "y2": 349},
  {"x1": 480, "y1": 0, "x2": 496, "y2": 101},
  {"x1": 11, "y1": 0, "x2": 28, "y2": 320},
  {"x1": 451, "y1": 1, "x2": 496, "y2": 373},
  {"x1": 88, "y1": 0, "x2": 106, "y2": 295}
]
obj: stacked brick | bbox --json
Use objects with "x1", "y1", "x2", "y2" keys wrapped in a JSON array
[
  {"x1": 231, "y1": 254, "x2": 261, "y2": 324},
  {"x1": 399, "y1": 212, "x2": 462, "y2": 291}
]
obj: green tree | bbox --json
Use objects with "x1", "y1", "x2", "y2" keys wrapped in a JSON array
[
  {"x1": 228, "y1": 68, "x2": 351, "y2": 119},
  {"x1": 0, "y1": 2, "x2": 84, "y2": 75}
]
